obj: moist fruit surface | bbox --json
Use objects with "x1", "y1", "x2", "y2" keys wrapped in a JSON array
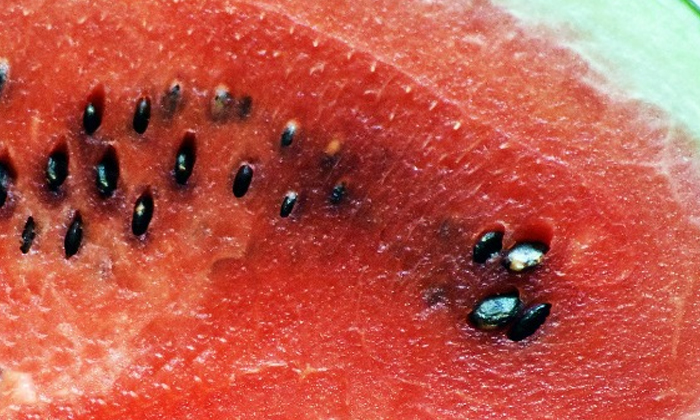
[{"x1": 2, "y1": 1, "x2": 700, "y2": 419}]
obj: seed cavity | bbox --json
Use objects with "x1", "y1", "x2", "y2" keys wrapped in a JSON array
[
  {"x1": 20, "y1": 216, "x2": 36, "y2": 254},
  {"x1": 64, "y1": 212, "x2": 83, "y2": 258},
  {"x1": 210, "y1": 85, "x2": 234, "y2": 121},
  {"x1": 473, "y1": 231, "x2": 503, "y2": 264},
  {"x1": 0, "y1": 58, "x2": 9, "y2": 96},
  {"x1": 237, "y1": 95, "x2": 252, "y2": 119},
  {"x1": 329, "y1": 181, "x2": 347, "y2": 205},
  {"x1": 132, "y1": 95, "x2": 152, "y2": 134},
  {"x1": 280, "y1": 121, "x2": 297, "y2": 147},
  {"x1": 83, "y1": 85, "x2": 105, "y2": 135},
  {"x1": 95, "y1": 147, "x2": 119, "y2": 198},
  {"x1": 507, "y1": 303, "x2": 552, "y2": 342},
  {"x1": 174, "y1": 131, "x2": 196, "y2": 186},
  {"x1": 280, "y1": 191, "x2": 298, "y2": 218},
  {"x1": 232, "y1": 163, "x2": 253, "y2": 198},
  {"x1": 161, "y1": 81, "x2": 183, "y2": 117},
  {"x1": 503, "y1": 241, "x2": 549, "y2": 272},
  {"x1": 468, "y1": 291, "x2": 523, "y2": 331},
  {"x1": 46, "y1": 148, "x2": 69, "y2": 192},
  {"x1": 132, "y1": 190, "x2": 154, "y2": 236},
  {"x1": 0, "y1": 161, "x2": 13, "y2": 208}
]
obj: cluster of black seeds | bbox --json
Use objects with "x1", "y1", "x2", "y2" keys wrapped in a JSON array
[
  {"x1": 468, "y1": 290, "x2": 552, "y2": 342},
  {"x1": 0, "y1": 61, "x2": 554, "y2": 350},
  {"x1": 472, "y1": 230, "x2": 549, "y2": 272},
  {"x1": 1, "y1": 79, "x2": 350, "y2": 258},
  {"x1": 469, "y1": 230, "x2": 553, "y2": 341}
]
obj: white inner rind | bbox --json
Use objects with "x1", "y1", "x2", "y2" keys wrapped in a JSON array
[{"x1": 493, "y1": 0, "x2": 700, "y2": 141}]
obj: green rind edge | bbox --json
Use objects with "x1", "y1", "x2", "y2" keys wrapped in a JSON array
[
  {"x1": 684, "y1": 0, "x2": 700, "y2": 16},
  {"x1": 492, "y1": 0, "x2": 700, "y2": 141}
]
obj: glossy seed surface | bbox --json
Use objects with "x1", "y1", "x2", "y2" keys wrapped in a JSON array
[
  {"x1": 95, "y1": 149, "x2": 119, "y2": 197},
  {"x1": 132, "y1": 191, "x2": 154, "y2": 236},
  {"x1": 329, "y1": 182, "x2": 346, "y2": 205},
  {"x1": 0, "y1": 163, "x2": 10, "y2": 207},
  {"x1": 473, "y1": 231, "x2": 503, "y2": 263},
  {"x1": 46, "y1": 150, "x2": 69, "y2": 192},
  {"x1": 20, "y1": 216, "x2": 35, "y2": 254},
  {"x1": 64, "y1": 213, "x2": 83, "y2": 258},
  {"x1": 507, "y1": 303, "x2": 552, "y2": 342},
  {"x1": 0, "y1": 58, "x2": 8, "y2": 95},
  {"x1": 468, "y1": 291, "x2": 523, "y2": 330},
  {"x1": 133, "y1": 96, "x2": 151, "y2": 134},
  {"x1": 232, "y1": 164, "x2": 253, "y2": 198},
  {"x1": 83, "y1": 102, "x2": 101, "y2": 135},
  {"x1": 280, "y1": 191, "x2": 297, "y2": 218},
  {"x1": 280, "y1": 121, "x2": 297, "y2": 147},
  {"x1": 174, "y1": 132, "x2": 196, "y2": 185},
  {"x1": 503, "y1": 241, "x2": 549, "y2": 272}
]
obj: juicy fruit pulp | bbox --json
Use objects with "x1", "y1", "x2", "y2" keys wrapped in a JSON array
[{"x1": 1, "y1": 1, "x2": 700, "y2": 419}]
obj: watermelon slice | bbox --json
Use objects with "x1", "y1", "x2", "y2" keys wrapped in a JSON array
[{"x1": 1, "y1": 0, "x2": 700, "y2": 418}]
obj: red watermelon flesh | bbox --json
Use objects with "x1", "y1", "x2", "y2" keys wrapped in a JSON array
[{"x1": 0, "y1": 0, "x2": 700, "y2": 419}]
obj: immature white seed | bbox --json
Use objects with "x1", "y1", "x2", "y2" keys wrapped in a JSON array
[{"x1": 503, "y1": 242, "x2": 548, "y2": 272}]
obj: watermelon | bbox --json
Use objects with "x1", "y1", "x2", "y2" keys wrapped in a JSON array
[{"x1": 1, "y1": 0, "x2": 700, "y2": 418}]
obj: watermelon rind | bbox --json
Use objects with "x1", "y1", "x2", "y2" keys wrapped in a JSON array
[{"x1": 494, "y1": 0, "x2": 700, "y2": 141}]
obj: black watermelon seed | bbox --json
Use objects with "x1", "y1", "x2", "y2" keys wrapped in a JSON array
[
  {"x1": 280, "y1": 191, "x2": 297, "y2": 218},
  {"x1": 507, "y1": 303, "x2": 552, "y2": 342},
  {"x1": 0, "y1": 59, "x2": 8, "y2": 95},
  {"x1": 132, "y1": 191, "x2": 154, "y2": 236},
  {"x1": 95, "y1": 148, "x2": 119, "y2": 198},
  {"x1": 83, "y1": 86, "x2": 105, "y2": 135},
  {"x1": 232, "y1": 164, "x2": 253, "y2": 198},
  {"x1": 46, "y1": 150, "x2": 69, "y2": 192},
  {"x1": 329, "y1": 182, "x2": 346, "y2": 205},
  {"x1": 64, "y1": 212, "x2": 83, "y2": 258},
  {"x1": 132, "y1": 95, "x2": 152, "y2": 134},
  {"x1": 468, "y1": 291, "x2": 523, "y2": 331},
  {"x1": 473, "y1": 231, "x2": 504, "y2": 264},
  {"x1": 210, "y1": 85, "x2": 234, "y2": 121},
  {"x1": 280, "y1": 121, "x2": 297, "y2": 147},
  {"x1": 237, "y1": 95, "x2": 252, "y2": 119},
  {"x1": 174, "y1": 131, "x2": 196, "y2": 185},
  {"x1": 0, "y1": 162, "x2": 11, "y2": 208},
  {"x1": 503, "y1": 241, "x2": 549, "y2": 272},
  {"x1": 20, "y1": 216, "x2": 36, "y2": 254},
  {"x1": 83, "y1": 103, "x2": 101, "y2": 134},
  {"x1": 161, "y1": 81, "x2": 182, "y2": 117}
]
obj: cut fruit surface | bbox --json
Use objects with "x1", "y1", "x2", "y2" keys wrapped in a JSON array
[{"x1": 1, "y1": 1, "x2": 700, "y2": 419}]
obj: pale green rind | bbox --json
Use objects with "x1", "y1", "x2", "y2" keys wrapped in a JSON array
[
  {"x1": 492, "y1": 0, "x2": 700, "y2": 140},
  {"x1": 685, "y1": 0, "x2": 700, "y2": 15}
]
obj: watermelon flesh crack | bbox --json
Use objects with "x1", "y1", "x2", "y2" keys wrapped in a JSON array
[{"x1": 0, "y1": 1, "x2": 700, "y2": 419}]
